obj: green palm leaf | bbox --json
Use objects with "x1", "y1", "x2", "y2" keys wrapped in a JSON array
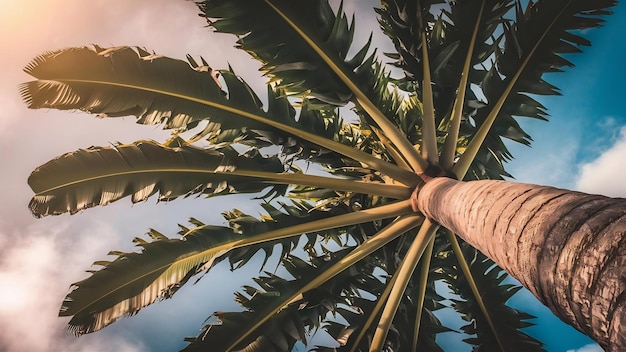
[
  {"x1": 327, "y1": 259, "x2": 447, "y2": 352},
  {"x1": 21, "y1": 46, "x2": 248, "y2": 130},
  {"x1": 380, "y1": 0, "x2": 518, "y2": 180},
  {"x1": 63, "y1": 200, "x2": 414, "y2": 335},
  {"x1": 371, "y1": 219, "x2": 439, "y2": 349},
  {"x1": 184, "y1": 214, "x2": 422, "y2": 350},
  {"x1": 455, "y1": 0, "x2": 616, "y2": 178},
  {"x1": 63, "y1": 226, "x2": 238, "y2": 335},
  {"x1": 183, "y1": 254, "x2": 339, "y2": 352},
  {"x1": 21, "y1": 46, "x2": 419, "y2": 185},
  {"x1": 184, "y1": 250, "x2": 391, "y2": 352},
  {"x1": 197, "y1": 0, "x2": 369, "y2": 106},
  {"x1": 28, "y1": 138, "x2": 411, "y2": 217},
  {"x1": 197, "y1": 0, "x2": 428, "y2": 172},
  {"x1": 28, "y1": 140, "x2": 284, "y2": 217},
  {"x1": 438, "y1": 238, "x2": 544, "y2": 351}
]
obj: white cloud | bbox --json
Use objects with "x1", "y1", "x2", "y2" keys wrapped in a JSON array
[
  {"x1": 64, "y1": 334, "x2": 147, "y2": 352},
  {"x1": 0, "y1": 219, "x2": 147, "y2": 351},
  {"x1": 504, "y1": 115, "x2": 584, "y2": 189},
  {"x1": 0, "y1": 191, "x2": 267, "y2": 351},
  {"x1": 576, "y1": 127, "x2": 626, "y2": 198},
  {"x1": 566, "y1": 343, "x2": 605, "y2": 352}
]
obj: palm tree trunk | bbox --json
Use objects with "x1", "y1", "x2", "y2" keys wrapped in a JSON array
[{"x1": 412, "y1": 177, "x2": 626, "y2": 351}]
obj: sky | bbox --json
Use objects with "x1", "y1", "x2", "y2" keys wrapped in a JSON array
[{"x1": 0, "y1": 0, "x2": 624, "y2": 351}]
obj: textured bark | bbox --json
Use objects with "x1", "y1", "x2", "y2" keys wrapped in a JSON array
[{"x1": 414, "y1": 178, "x2": 626, "y2": 351}]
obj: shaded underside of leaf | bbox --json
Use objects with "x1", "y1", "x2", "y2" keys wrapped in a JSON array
[
  {"x1": 437, "y1": 236, "x2": 544, "y2": 351},
  {"x1": 62, "y1": 226, "x2": 238, "y2": 334},
  {"x1": 28, "y1": 140, "x2": 284, "y2": 217},
  {"x1": 20, "y1": 46, "x2": 258, "y2": 130},
  {"x1": 197, "y1": 0, "x2": 429, "y2": 173},
  {"x1": 63, "y1": 199, "x2": 414, "y2": 335}
]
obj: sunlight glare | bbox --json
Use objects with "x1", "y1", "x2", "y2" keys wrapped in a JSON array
[{"x1": 1, "y1": 0, "x2": 48, "y2": 28}]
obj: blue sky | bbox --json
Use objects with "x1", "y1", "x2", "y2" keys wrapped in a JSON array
[{"x1": 0, "y1": 1, "x2": 624, "y2": 351}]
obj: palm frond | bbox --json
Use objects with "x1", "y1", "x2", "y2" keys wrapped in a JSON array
[
  {"x1": 197, "y1": 0, "x2": 365, "y2": 106},
  {"x1": 63, "y1": 226, "x2": 238, "y2": 335},
  {"x1": 21, "y1": 46, "x2": 419, "y2": 185},
  {"x1": 21, "y1": 46, "x2": 245, "y2": 130},
  {"x1": 440, "y1": 0, "x2": 488, "y2": 169},
  {"x1": 62, "y1": 200, "x2": 414, "y2": 335},
  {"x1": 415, "y1": 0, "x2": 439, "y2": 165},
  {"x1": 454, "y1": 0, "x2": 616, "y2": 178},
  {"x1": 185, "y1": 249, "x2": 399, "y2": 352},
  {"x1": 197, "y1": 0, "x2": 428, "y2": 172},
  {"x1": 28, "y1": 135, "x2": 414, "y2": 217},
  {"x1": 371, "y1": 219, "x2": 438, "y2": 350},
  {"x1": 438, "y1": 239, "x2": 544, "y2": 351},
  {"x1": 184, "y1": 214, "x2": 422, "y2": 350},
  {"x1": 411, "y1": 236, "x2": 435, "y2": 350},
  {"x1": 379, "y1": 0, "x2": 517, "y2": 180},
  {"x1": 325, "y1": 235, "x2": 448, "y2": 352},
  {"x1": 221, "y1": 199, "x2": 414, "y2": 270},
  {"x1": 446, "y1": 229, "x2": 505, "y2": 351},
  {"x1": 27, "y1": 140, "x2": 284, "y2": 217},
  {"x1": 183, "y1": 254, "x2": 324, "y2": 351}
]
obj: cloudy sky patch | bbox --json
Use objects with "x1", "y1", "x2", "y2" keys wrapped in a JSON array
[
  {"x1": 566, "y1": 343, "x2": 606, "y2": 352},
  {"x1": 576, "y1": 126, "x2": 626, "y2": 197},
  {"x1": 0, "y1": 219, "x2": 126, "y2": 351}
]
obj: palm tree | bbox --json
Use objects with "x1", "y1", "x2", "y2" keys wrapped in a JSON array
[{"x1": 20, "y1": 0, "x2": 623, "y2": 351}]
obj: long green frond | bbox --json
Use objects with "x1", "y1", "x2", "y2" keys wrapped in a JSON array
[
  {"x1": 27, "y1": 140, "x2": 284, "y2": 217},
  {"x1": 198, "y1": 0, "x2": 428, "y2": 172},
  {"x1": 371, "y1": 219, "x2": 439, "y2": 350},
  {"x1": 348, "y1": 268, "x2": 401, "y2": 352},
  {"x1": 416, "y1": 0, "x2": 439, "y2": 165},
  {"x1": 230, "y1": 170, "x2": 412, "y2": 199},
  {"x1": 63, "y1": 200, "x2": 414, "y2": 334},
  {"x1": 62, "y1": 227, "x2": 237, "y2": 335},
  {"x1": 21, "y1": 46, "x2": 419, "y2": 185},
  {"x1": 21, "y1": 46, "x2": 242, "y2": 130},
  {"x1": 412, "y1": 236, "x2": 435, "y2": 351},
  {"x1": 440, "y1": 0, "x2": 486, "y2": 169},
  {"x1": 28, "y1": 139, "x2": 411, "y2": 217},
  {"x1": 446, "y1": 229, "x2": 505, "y2": 351},
  {"x1": 184, "y1": 214, "x2": 423, "y2": 350},
  {"x1": 453, "y1": 0, "x2": 614, "y2": 178},
  {"x1": 439, "y1": 239, "x2": 544, "y2": 351}
]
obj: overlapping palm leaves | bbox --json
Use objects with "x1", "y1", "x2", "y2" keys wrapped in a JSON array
[{"x1": 21, "y1": 0, "x2": 614, "y2": 350}]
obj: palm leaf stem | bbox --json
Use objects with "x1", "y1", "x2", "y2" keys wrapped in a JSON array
[
  {"x1": 412, "y1": 236, "x2": 435, "y2": 351},
  {"x1": 370, "y1": 126, "x2": 412, "y2": 171},
  {"x1": 219, "y1": 200, "x2": 415, "y2": 248},
  {"x1": 222, "y1": 170, "x2": 413, "y2": 199},
  {"x1": 370, "y1": 219, "x2": 439, "y2": 351},
  {"x1": 51, "y1": 78, "x2": 418, "y2": 186},
  {"x1": 440, "y1": 0, "x2": 486, "y2": 169},
  {"x1": 226, "y1": 214, "x2": 424, "y2": 350},
  {"x1": 446, "y1": 229, "x2": 505, "y2": 351},
  {"x1": 453, "y1": 3, "x2": 568, "y2": 178},
  {"x1": 417, "y1": 0, "x2": 439, "y2": 165},
  {"x1": 262, "y1": 0, "x2": 428, "y2": 173},
  {"x1": 348, "y1": 267, "x2": 402, "y2": 352},
  {"x1": 32, "y1": 167, "x2": 410, "y2": 200}
]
